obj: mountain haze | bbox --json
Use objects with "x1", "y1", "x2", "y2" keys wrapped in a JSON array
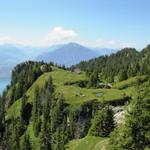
[
  {"x1": 0, "y1": 44, "x2": 62, "y2": 77},
  {"x1": 0, "y1": 42, "x2": 116, "y2": 77},
  {"x1": 0, "y1": 44, "x2": 27, "y2": 78},
  {"x1": 37, "y1": 43, "x2": 116, "y2": 67}
]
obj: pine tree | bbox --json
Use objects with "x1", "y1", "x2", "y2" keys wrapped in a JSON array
[
  {"x1": 89, "y1": 106, "x2": 115, "y2": 137},
  {"x1": 21, "y1": 134, "x2": 32, "y2": 150},
  {"x1": 118, "y1": 69, "x2": 128, "y2": 81},
  {"x1": 40, "y1": 76, "x2": 55, "y2": 150},
  {"x1": 40, "y1": 104, "x2": 52, "y2": 150},
  {"x1": 88, "y1": 71, "x2": 100, "y2": 88},
  {"x1": 20, "y1": 95, "x2": 27, "y2": 125},
  {"x1": 51, "y1": 95, "x2": 67, "y2": 150},
  {"x1": 9, "y1": 118, "x2": 20, "y2": 150},
  {"x1": 32, "y1": 86, "x2": 41, "y2": 137}
]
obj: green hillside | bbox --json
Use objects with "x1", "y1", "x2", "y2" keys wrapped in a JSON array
[
  {"x1": 66, "y1": 136, "x2": 109, "y2": 150},
  {"x1": 1, "y1": 56, "x2": 150, "y2": 150},
  {"x1": 5, "y1": 67, "x2": 145, "y2": 149},
  {"x1": 6, "y1": 68, "x2": 136, "y2": 120}
]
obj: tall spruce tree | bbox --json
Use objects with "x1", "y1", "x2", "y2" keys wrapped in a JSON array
[
  {"x1": 9, "y1": 118, "x2": 20, "y2": 150},
  {"x1": 21, "y1": 134, "x2": 32, "y2": 150},
  {"x1": 32, "y1": 86, "x2": 41, "y2": 137},
  {"x1": 88, "y1": 71, "x2": 100, "y2": 88},
  {"x1": 51, "y1": 95, "x2": 67, "y2": 150},
  {"x1": 89, "y1": 106, "x2": 115, "y2": 137},
  {"x1": 40, "y1": 76, "x2": 54, "y2": 150}
]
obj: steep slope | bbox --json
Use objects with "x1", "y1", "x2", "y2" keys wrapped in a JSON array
[
  {"x1": 1, "y1": 44, "x2": 150, "y2": 149},
  {"x1": 2, "y1": 59, "x2": 149, "y2": 150},
  {"x1": 73, "y1": 47, "x2": 140, "y2": 82},
  {"x1": 37, "y1": 43, "x2": 100, "y2": 67},
  {"x1": 6, "y1": 68, "x2": 134, "y2": 120},
  {"x1": 5, "y1": 68, "x2": 146, "y2": 149},
  {"x1": 66, "y1": 136, "x2": 109, "y2": 150}
]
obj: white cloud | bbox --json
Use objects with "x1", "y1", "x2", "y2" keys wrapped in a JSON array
[
  {"x1": 44, "y1": 26, "x2": 77, "y2": 45},
  {"x1": 0, "y1": 36, "x2": 16, "y2": 44},
  {"x1": 0, "y1": 26, "x2": 134, "y2": 48},
  {"x1": 0, "y1": 27, "x2": 77, "y2": 46}
]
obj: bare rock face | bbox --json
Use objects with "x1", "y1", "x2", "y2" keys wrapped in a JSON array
[{"x1": 113, "y1": 106, "x2": 125, "y2": 124}]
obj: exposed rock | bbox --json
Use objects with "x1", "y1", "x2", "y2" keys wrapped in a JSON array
[{"x1": 113, "y1": 106, "x2": 125, "y2": 124}]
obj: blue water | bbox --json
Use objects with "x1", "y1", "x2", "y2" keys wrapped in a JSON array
[{"x1": 0, "y1": 78, "x2": 11, "y2": 95}]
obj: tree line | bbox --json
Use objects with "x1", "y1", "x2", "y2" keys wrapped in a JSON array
[{"x1": 72, "y1": 45, "x2": 150, "y2": 83}]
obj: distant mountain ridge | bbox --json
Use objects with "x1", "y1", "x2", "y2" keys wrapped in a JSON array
[
  {"x1": 0, "y1": 44, "x2": 27, "y2": 78},
  {"x1": 36, "y1": 42, "x2": 116, "y2": 67},
  {"x1": 37, "y1": 43, "x2": 99, "y2": 67},
  {"x1": 0, "y1": 44, "x2": 62, "y2": 77},
  {"x1": 0, "y1": 42, "x2": 116, "y2": 77}
]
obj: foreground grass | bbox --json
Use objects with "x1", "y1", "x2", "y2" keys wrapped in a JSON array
[{"x1": 66, "y1": 136, "x2": 109, "y2": 150}]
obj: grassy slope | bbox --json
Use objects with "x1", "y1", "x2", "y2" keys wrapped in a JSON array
[
  {"x1": 6, "y1": 68, "x2": 145, "y2": 149},
  {"x1": 113, "y1": 76, "x2": 147, "y2": 89},
  {"x1": 27, "y1": 69, "x2": 132, "y2": 106},
  {"x1": 66, "y1": 136, "x2": 109, "y2": 150},
  {"x1": 6, "y1": 69, "x2": 135, "y2": 119}
]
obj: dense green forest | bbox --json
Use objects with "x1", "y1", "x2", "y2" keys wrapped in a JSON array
[
  {"x1": 0, "y1": 45, "x2": 150, "y2": 150},
  {"x1": 72, "y1": 45, "x2": 150, "y2": 82}
]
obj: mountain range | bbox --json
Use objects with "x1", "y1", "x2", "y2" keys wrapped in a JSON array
[
  {"x1": 37, "y1": 43, "x2": 97, "y2": 67},
  {"x1": 0, "y1": 42, "x2": 116, "y2": 77},
  {"x1": 36, "y1": 43, "x2": 117, "y2": 67}
]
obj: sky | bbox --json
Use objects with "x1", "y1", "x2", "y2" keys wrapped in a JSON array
[{"x1": 0, "y1": 0, "x2": 150, "y2": 49}]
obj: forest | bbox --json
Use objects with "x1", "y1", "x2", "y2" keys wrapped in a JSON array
[{"x1": 0, "y1": 45, "x2": 150, "y2": 150}]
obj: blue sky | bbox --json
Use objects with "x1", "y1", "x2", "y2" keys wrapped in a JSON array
[{"x1": 0, "y1": 0, "x2": 150, "y2": 49}]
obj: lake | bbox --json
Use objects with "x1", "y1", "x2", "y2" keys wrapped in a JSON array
[{"x1": 0, "y1": 78, "x2": 11, "y2": 95}]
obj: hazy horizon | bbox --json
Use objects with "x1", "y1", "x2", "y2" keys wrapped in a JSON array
[{"x1": 0, "y1": 0, "x2": 150, "y2": 49}]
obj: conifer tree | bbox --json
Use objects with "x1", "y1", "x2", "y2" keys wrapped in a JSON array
[
  {"x1": 9, "y1": 118, "x2": 20, "y2": 150},
  {"x1": 32, "y1": 86, "x2": 41, "y2": 137},
  {"x1": 88, "y1": 71, "x2": 100, "y2": 88},
  {"x1": 109, "y1": 83, "x2": 150, "y2": 149},
  {"x1": 40, "y1": 76, "x2": 54, "y2": 150},
  {"x1": 21, "y1": 134, "x2": 32, "y2": 150},
  {"x1": 89, "y1": 106, "x2": 115, "y2": 137}
]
